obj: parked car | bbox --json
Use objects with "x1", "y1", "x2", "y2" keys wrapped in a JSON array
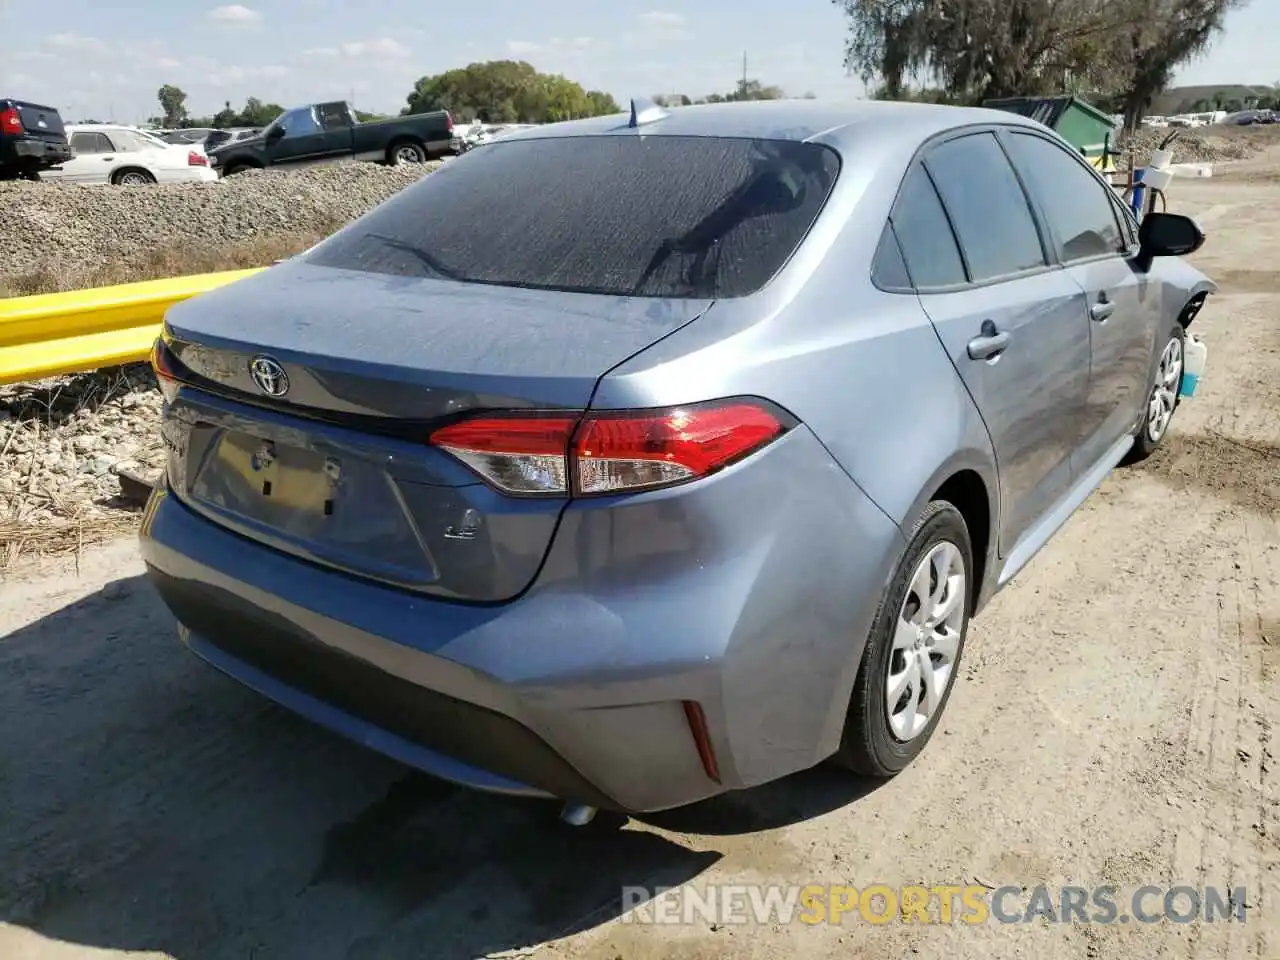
[
  {"x1": 159, "y1": 127, "x2": 218, "y2": 146},
  {"x1": 452, "y1": 121, "x2": 540, "y2": 154},
  {"x1": 0, "y1": 98, "x2": 72, "y2": 180},
  {"x1": 141, "y1": 99, "x2": 1216, "y2": 819},
  {"x1": 42, "y1": 124, "x2": 216, "y2": 185},
  {"x1": 209, "y1": 100, "x2": 454, "y2": 176},
  {"x1": 195, "y1": 127, "x2": 259, "y2": 151}
]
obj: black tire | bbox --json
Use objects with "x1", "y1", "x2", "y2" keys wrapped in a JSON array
[
  {"x1": 1123, "y1": 322, "x2": 1186, "y2": 465},
  {"x1": 388, "y1": 140, "x2": 427, "y2": 165},
  {"x1": 833, "y1": 500, "x2": 973, "y2": 777},
  {"x1": 222, "y1": 164, "x2": 253, "y2": 177},
  {"x1": 112, "y1": 168, "x2": 155, "y2": 186}
]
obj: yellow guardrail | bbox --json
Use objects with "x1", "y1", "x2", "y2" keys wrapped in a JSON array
[{"x1": 0, "y1": 268, "x2": 264, "y2": 386}]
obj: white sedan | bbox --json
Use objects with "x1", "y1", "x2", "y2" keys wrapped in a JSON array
[{"x1": 43, "y1": 124, "x2": 218, "y2": 185}]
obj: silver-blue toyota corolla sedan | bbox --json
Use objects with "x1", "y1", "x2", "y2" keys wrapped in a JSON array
[{"x1": 140, "y1": 99, "x2": 1216, "y2": 818}]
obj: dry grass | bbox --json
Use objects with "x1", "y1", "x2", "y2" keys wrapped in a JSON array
[
  {"x1": 1, "y1": 512, "x2": 142, "y2": 570},
  {"x1": 0, "y1": 229, "x2": 335, "y2": 298}
]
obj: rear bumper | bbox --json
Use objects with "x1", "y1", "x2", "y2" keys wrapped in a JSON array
[
  {"x1": 4, "y1": 137, "x2": 72, "y2": 167},
  {"x1": 140, "y1": 426, "x2": 904, "y2": 812}
]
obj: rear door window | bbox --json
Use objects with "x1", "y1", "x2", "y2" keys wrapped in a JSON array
[
  {"x1": 924, "y1": 132, "x2": 1047, "y2": 282},
  {"x1": 1001, "y1": 131, "x2": 1124, "y2": 262},
  {"x1": 887, "y1": 164, "x2": 967, "y2": 289},
  {"x1": 303, "y1": 135, "x2": 841, "y2": 299},
  {"x1": 71, "y1": 132, "x2": 113, "y2": 154}
]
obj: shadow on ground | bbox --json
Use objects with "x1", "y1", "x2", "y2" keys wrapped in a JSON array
[{"x1": 0, "y1": 576, "x2": 878, "y2": 959}]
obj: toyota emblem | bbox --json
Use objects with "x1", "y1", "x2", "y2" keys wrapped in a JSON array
[{"x1": 249, "y1": 355, "x2": 289, "y2": 397}]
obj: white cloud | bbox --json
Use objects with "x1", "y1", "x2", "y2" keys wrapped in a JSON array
[
  {"x1": 626, "y1": 11, "x2": 691, "y2": 47},
  {"x1": 303, "y1": 38, "x2": 410, "y2": 60},
  {"x1": 207, "y1": 63, "x2": 289, "y2": 86},
  {"x1": 638, "y1": 11, "x2": 685, "y2": 28},
  {"x1": 208, "y1": 5, "x2": 262, "y2": 23},
  {"x1": 507, "y1": 37, "x2": 593, "y2": 57},
  {"x1": 157, "y1": 57, "x2": 182, "y2": 69},
  {"x1": 45, "y1": 33, "x2": 108, "y2": 54},
  {"x1": 341, "y1": 38, "x2": 411, "y2": 59}
]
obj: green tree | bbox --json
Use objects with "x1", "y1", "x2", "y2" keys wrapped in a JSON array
[
  {"x1": 238, "y1": 97, "x2": 285, "y2": 127},
  {"x1": 403, "y1": 60, "x2": 618, "y2": 122},
  {"x1": 586, "y1": 90, "x2": 622, "y2": 114},
  {"x1": 210, "y1": 101, "x2": 239, "y2": 128},
  {"x1": 727, "y1": 78, "x2": 786, "y2": 101},
  {"x1": 157, "y1": 84, "x2": 188, "y2": 127},
  {"x1": 833, "y1": 0, "x2": 1246, "y2": 128},
  {"x1": 1113, "y1": 0, "x2": 1248, "y2": 130}
]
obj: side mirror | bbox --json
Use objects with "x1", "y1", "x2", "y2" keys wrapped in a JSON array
[
  {"x1": 265, "y1": 126, "x2": 284, "y2": 141},
  {"x1": 1138, "y1": 212, "x2": 1205, "y2": 260}
]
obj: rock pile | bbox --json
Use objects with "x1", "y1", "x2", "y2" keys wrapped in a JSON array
[
  {"x1": 0, "y1": 160, "x2": 441, "y2": 292},
  {"x1": 1121, "y1": 127, "x2": 1262, "y2": 165},
  {"x1": 0, "y1": 366, "x2": 163, "y2": 556}
]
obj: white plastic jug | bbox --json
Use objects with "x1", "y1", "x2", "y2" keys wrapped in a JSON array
[{"x1": 1181, "y1": 334, "x2": 1207, "y2": 398}]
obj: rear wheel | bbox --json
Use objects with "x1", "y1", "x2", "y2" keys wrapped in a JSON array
[
  {"x1": 389, "y1": 141, "x2": 427, "y2": 165},
  {"x1": 113, "y1": 168, "x2": 155, "y2": 186},
  {"x1": 1124, "y1": 323, "x2": 1185, "y2": 464},
  {"x1": 834, "y1": 501, "x2": 972, "y2": 777}
]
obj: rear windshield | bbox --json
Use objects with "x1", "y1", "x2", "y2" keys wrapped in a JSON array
[
  {"x1": 303, "y1": 135, "x2": 841, "y2": 299},
  {"x1": 14, "y1": 102, "x2": 65, "y2": 136}
]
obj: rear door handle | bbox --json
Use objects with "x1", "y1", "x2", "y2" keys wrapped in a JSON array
[
  {"x1": 1090, "y1": 299, "x2": 1115, "y2": 322},
  {"x1": 967, "y1": 320, "x2": 1010, "y2": 361},
  {"x1": 102, "y1": 156, "x2": 114, "y2": 161}
]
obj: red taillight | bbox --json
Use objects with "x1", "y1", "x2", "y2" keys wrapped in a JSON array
[
  {"x1": 429, "y1": 415, "x2": 577, "y2": 495},
  {"x1": 149, "y1": 338, "x2": 183, "y2": 403},
  {"x1": 188, "y1": 150, "x2": 208, "y2": 166},
  {"x1": 573, "y1": 402, "x2": 787, "y2": 495},
  {"x1": 428, "y1": 399, "x2": 790, "y2": 497},
  {"x1": 0, "y1": 107, "x2": 23, "y2": 135},
  {"x1": 445, "y1": 111, "x2": 454, "y2": 132}
]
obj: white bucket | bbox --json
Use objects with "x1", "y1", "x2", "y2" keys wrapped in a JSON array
[{"x1": 1181, "y1": 335, "x2": 1207, "y2": 398}]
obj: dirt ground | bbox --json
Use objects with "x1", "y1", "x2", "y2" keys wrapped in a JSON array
[{"x1": 2, "y1": 161, "x2": 1279, "y2": 960}]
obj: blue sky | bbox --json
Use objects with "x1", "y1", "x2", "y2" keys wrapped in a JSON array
[{"x1": 2, "y1": 0, "x2": 1278, "y2": 123}]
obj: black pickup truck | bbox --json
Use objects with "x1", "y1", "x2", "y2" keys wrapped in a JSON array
[
  {"x1": 209, "y1": 101, "x2": 455, "y2": 176},
  {"x1": 0, "y1": 98, "x2": 72, "y2": 180}
]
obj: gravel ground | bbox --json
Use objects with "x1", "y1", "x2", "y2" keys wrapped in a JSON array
[
  {"x1": 0, "y1": 161, "x2": 440, "y2": 293},
  {"x1": 1121, "y1": 124, "x2": 1278, "y2": 164}
]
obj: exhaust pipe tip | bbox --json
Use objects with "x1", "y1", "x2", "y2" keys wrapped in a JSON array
[{"x1": 560, "y1": 802, "x2": 597, "y2": 827}]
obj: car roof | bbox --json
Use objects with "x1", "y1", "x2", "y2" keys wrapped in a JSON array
[
  {"x1": 69, "y1": 123, "x2": 143, "y2": 131},
  {"x1": 497, "y1": 98, "x2": 1047, "y2": 151}
]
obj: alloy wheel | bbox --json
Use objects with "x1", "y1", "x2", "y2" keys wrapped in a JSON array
[
  {"x1": 886, "y1": 541, "x2": 966, "y2": 742},
  {"x1": 1146, "y1": 337, "x2": 1183, "y2": 444}
]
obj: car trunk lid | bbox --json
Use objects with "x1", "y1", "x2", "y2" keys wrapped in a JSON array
[{"x1": 159, "y1": 260, "x2": 712, "y2": 601}]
